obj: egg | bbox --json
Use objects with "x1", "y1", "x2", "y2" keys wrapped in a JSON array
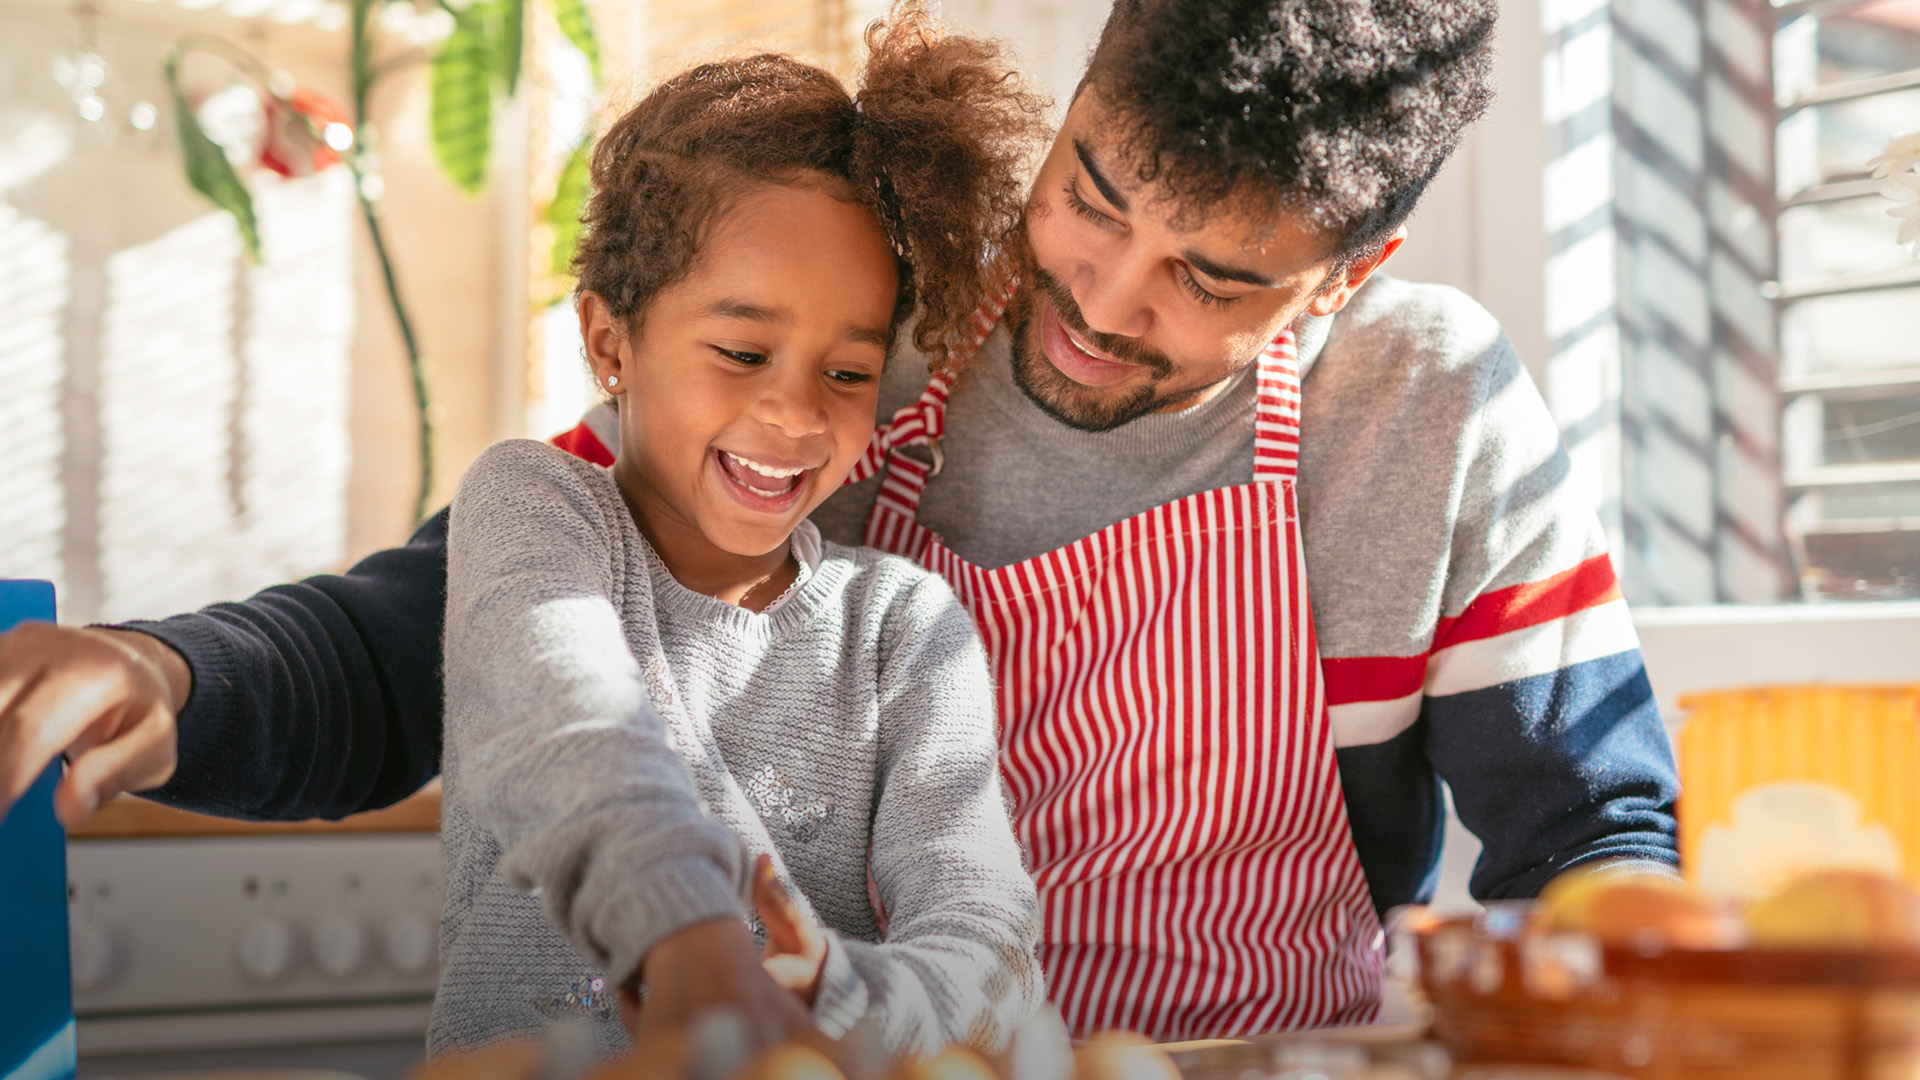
[
  {"x1": 1534, "y1": 863, "x2": 1620, "y2": 934},
  {"x1": 1581, "y1": 878, "x2": 1740, "y2": 950},
  {"x1": 889, "y1": 1047, "x2": 1000, "y2": 1080},
  {"x1": 1072, "y1": 1032, "x2": 1180, "y2": 1080},
  {"x1": 1537, "y1": 870, "x2": 1739, "y2": 950},
  {"x1": 1748, "y1": 868, "x2": 1920, "y2": 949},
  {"x1": 730, "y1": 1044, "x2": 850, "y2": 1080}
]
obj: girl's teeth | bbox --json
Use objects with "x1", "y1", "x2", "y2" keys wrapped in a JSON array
[{"x1": 724, "y1": 451, "x2": 803, "y2": 479}]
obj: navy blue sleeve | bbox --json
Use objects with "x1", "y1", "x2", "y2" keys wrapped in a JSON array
[
  {"x1": 1337, "y1": 650, "x2": 1678, "y2": 914},
  {"x1": 1335, "y1": 728, "x2": 1447, "y2": 915},
  {"x1": 116, "y1": 510, "x2": 450, "y2": 821},
  {"x1": 1425, "y1": 649, "x2": 1679, "y2": 900}
]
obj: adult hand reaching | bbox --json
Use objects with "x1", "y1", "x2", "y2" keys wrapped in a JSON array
[{"x1": 0, "y1": 624, "x2": 189, "y2": 825}]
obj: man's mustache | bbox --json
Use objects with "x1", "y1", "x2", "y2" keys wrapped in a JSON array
[{"x1": 1029, "y1": 266, "x2": 1174, "y2": 378}]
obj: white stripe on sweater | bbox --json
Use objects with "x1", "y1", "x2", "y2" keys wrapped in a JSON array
[
  {"x1": 1330, "y1": 691, "x2": 1425, "y2": 748},
  {"x1": 1426, "y1": 597, "x2": 1641, "y2": 698}
]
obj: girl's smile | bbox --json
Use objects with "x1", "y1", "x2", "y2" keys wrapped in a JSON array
[
  {"x1": 579, "y1": 178, "x2": 899, "y2": 608},
  {"x1": 713, "y1": 449, "x2": 819, "y2": 511}
]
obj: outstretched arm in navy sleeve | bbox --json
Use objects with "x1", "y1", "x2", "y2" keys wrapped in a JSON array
[{"x1": 120, "y1": 510, "x2": 451, "y2": 821}]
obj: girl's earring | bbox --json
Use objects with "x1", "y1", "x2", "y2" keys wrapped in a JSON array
[{"x1": 606, "y1": 376, "x2": 620, "y2": 388}]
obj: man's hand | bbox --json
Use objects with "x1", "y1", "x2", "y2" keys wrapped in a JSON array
[
  {"x1": 753, "y1": 853, "x2": 827, "y2": 1007},
  {"x1": 621, "y1": 915, "x2": 828, "y2": 1053},
  {"x1": 0, "y1": 624, "x2": 189, "y2": 825}
]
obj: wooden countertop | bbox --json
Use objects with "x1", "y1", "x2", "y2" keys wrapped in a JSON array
[{"x1": 67, "y1": 783, "x2": 441, "y2": 838}]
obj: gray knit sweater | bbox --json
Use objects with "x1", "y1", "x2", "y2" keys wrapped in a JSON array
[{"x1": 433, "y1": 439, "x2": 1042, "y2": 1059}]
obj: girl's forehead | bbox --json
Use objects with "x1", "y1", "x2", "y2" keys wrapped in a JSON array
[
  {"x1": 667, "y1": 183, "x2": 899, "y2": 333},
  {"x1": 703, "y1": 182, "x2": 890, "y2": 257}
]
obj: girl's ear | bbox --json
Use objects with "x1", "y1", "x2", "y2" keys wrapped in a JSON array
[{"x1": 578, "y1": 291, "x2": 628, "y2": 395}]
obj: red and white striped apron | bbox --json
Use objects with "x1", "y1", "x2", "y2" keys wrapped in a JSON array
[{"x1": 850, "y1": 282, "x2": 1383, "y2": 1040}]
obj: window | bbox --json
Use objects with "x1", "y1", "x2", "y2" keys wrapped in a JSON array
[
  {"x1": 0, "y1": 4, "x2": 356, "y2": 624},
  {"x1": 1773, "y1": 0, "x2": 1920, "y2": 600},
  {"x1": 1526, "y1": 0, "x2": 1920, "y2": 606}
]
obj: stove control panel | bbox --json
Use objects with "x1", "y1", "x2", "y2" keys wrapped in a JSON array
[{"x1": 67, "y1": 834, "x2": 441, "y2": 1013}]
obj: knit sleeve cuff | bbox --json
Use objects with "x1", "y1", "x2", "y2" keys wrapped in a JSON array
[
  {"x1": 111, "y1": 614, "x2": 253, "y2": 814},
  {"x1": 809, "y1": 932, "x2": 870, "y2": 1039},
  {"x1": 1573, "y1": 856, "x2": 1681, "y2": 881},
  {"x1": 603, "y1": 855, "x2": 750, "y2": 987}
]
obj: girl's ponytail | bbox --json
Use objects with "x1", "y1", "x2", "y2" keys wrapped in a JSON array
[{"x1": 850, "y1": 10, "x2": 1048, "y2": 364}]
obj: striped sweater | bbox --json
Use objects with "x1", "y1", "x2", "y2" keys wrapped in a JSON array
[{"x1": 555, "y1": 274, "x2": 1680, "y2": 913}]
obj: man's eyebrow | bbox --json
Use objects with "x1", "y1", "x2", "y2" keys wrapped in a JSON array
[
  {"x1": 1073, "y1": 139, "x2": 1129, "y2": 214},
  {"x1": 1183, "y1": 249, "x2": 1278, "y2": 290},
  {"x1": 703, "y1": 299, "x2": 793, "y2": 324}
]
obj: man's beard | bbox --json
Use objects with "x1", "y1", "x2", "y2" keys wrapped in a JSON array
[{"x1": 1005, "y1": 265, "x2": 1204, "y2": 433}]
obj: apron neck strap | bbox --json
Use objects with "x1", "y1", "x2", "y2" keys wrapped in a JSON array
[
  {"x1": 844, "y1": 271, "x2": 1017, "y2": 486},
  {"x1": 1251, "y1": 327, "x2": 1303, "y2": 482}
]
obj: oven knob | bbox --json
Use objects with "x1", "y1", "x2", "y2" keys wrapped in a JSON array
[
  {"x1": 235, "y1": 915, "x2": 299, "y2": 982},
  {"x1": 70, "y1": 920, "x2": 118, "y2": 991},
  {"x1": 313, "y1": 913, "x2": 369, "y2": 979},
  {"x1": 384, "y1": 912, "x2": 436, "y2": 975}
]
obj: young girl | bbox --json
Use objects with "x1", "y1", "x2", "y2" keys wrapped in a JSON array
[{"x1": 433, "y1": 14, "x2": 1048, "y2": 1061}]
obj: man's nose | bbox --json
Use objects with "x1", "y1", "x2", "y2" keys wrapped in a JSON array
[{"x1": 1072, "y1": 254, "x2": 1155, "y2": 341}]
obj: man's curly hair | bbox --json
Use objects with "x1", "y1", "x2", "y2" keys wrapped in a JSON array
[
  {"x1": 573, "y1": 11, "x2": 1047, "y2": 362},
  {"x1": 1085, "y1": 0, "x2": 1497, "y2": 260}
]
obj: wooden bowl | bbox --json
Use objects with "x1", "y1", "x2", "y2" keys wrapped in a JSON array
[{"x1": 1412, "y1": 912, "x2": 1920, "y2": 1080}]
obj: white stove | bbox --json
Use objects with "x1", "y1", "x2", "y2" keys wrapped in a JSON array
[{"x1": 66, "y1": 833, "x2": 442, "y2": 1077}]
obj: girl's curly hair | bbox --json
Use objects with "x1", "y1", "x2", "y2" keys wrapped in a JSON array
[{"x1": 572, "y1": 10, "x2": 1048, "y2": 364}]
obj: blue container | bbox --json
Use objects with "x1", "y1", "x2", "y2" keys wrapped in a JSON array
[{"x1": 0, "y1": 581, "x2": 75, "y2": 1080}]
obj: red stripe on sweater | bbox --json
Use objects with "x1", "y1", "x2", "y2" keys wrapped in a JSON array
[
  {"x1": 1433, "y1": 553, "x2": 1621, "y2": 650},
  {"x1": 1320, "y1": 654, "x2": 1425, "y2": 706},
  {"x1": 1320, "y1": 555, "x2": 1623, "y2": 706},
  {"x1": 550, "y1": 421, "x2": 615, "y2": 467}
]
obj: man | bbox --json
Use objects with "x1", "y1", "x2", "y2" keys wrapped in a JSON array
[{"x1": 0, "y1": 0, "x2": 1677, "y2": 1046}]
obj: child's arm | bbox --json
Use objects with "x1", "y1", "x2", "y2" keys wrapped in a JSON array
[
  {"x1": 443, "y1": 440, "x2": 752, "y2": 999},
  {"x1": 803, "y1": 573, "x2": 1044, "y2": 1057}
]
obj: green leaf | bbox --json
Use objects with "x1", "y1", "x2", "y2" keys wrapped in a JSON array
[
  {"x1": 497, "y1": 0, "x2": 525, "y2": 96},
  {"x1": 548, "y1": 0, "x2": 601, "y2": 80},
  {"x1": 164, "y1": 52, "x2": 260, "y2": 261},
  {"x1": 431, "y1": 3, "x2": 494, "y2": 193},
  {"x1": 546, "y1": 135, "x2": 592, "y2": 282}
]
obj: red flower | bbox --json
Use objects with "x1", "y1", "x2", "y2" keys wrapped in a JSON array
[{"x1": 259, "y1": 87, "x2": 351, "y2": 178}]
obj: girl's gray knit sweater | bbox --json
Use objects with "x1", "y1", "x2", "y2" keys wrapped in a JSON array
[{"x1": 433, "y1": 439, "x2": 1042, "y2": 1060}]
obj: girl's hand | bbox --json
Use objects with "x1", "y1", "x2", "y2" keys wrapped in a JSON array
[
  {"x1": 753, "y1": 853, "x2": 828, "y2": 1006},
  {"x1": 0, "y1": 624, "x2": 188, "y2": 825},
  {"x1": 624, "y1": 915, "x2": 827, "y2": 1052}
]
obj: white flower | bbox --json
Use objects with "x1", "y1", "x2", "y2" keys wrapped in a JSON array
[
  {"x1": 1887, "y1": 172, "x2": 1920, "y2": 255},
  {"x1": 1871, "y1": 132, "x2": 1920, "y2": 257},
  {"x1": 1866, "y1": 130, "x2": 1920, "y2": 181}
]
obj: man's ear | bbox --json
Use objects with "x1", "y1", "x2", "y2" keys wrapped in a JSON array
[
  {"x1": 578, "y1": 291, "x2": 628, "y2": 395},
  {"x1": 1304, "y1": 226, "x2": 1408, "y2": 318}
]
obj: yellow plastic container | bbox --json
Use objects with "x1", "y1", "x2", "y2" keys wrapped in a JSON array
[{"x1": 1678, "y1": 685, "x2": 1920, "y2": 901}]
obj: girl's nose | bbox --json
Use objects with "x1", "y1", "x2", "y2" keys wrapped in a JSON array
[{"x1": 756, "y1": 371, "x2": 831, "y2": 438}]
